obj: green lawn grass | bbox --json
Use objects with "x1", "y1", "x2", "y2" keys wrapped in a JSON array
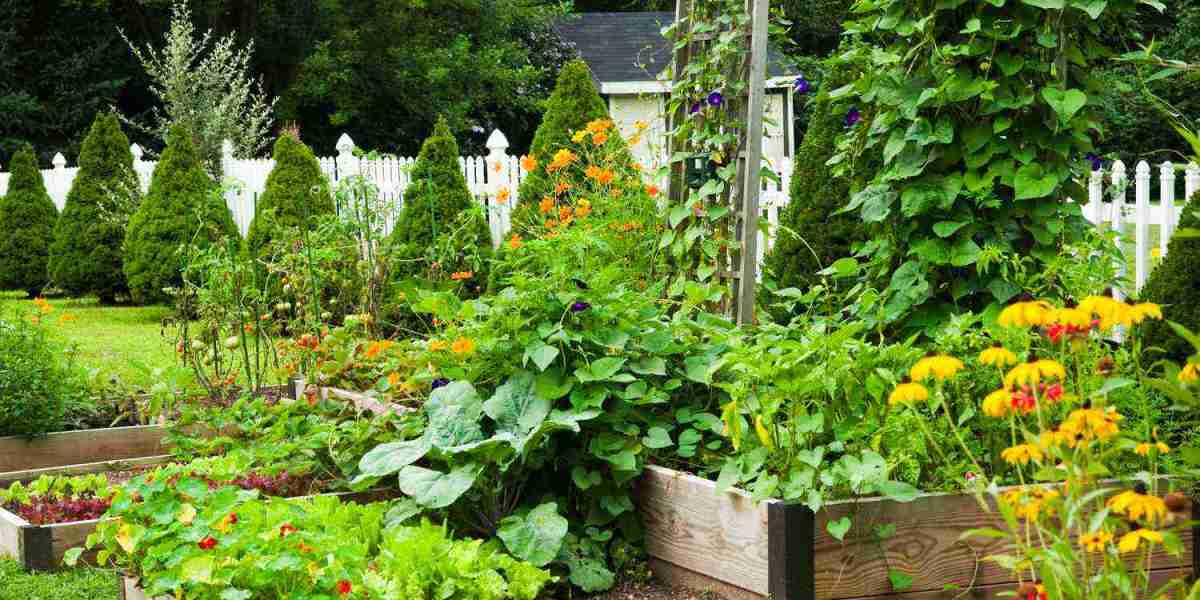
[
  {"x1": 0, "y1": 292, "x2": 176, "y2": 390},
  {"x1": 0, "y1": 560, "x2": 116, "y2": 600}
]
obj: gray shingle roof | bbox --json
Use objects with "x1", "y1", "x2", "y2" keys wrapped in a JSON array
[{"x1": 553, "y1": 12, "x2": 794, "y2": 85}]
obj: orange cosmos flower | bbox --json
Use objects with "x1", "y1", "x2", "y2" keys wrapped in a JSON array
[
  {"x1": 592, "y1": 131, "x2": 609, "y2": 145},
  {"x1": 558, "y1": 205, "x2": 573, "y2": 221},
  {"x1": 585, "y1": 165, "x2": 602, "y2": 179},
  {"x1": 539, "y1": 196, "x2": 555, "y2": 214},
  {"x1": 554, "y1": 182, "x2": 572, "y2": 195},
  {"x1": 596, "y1": 169, "x2": 615, "y2": 185},
  {"x1": 507, "y1": 234, "x2": 523, "y2": 249},
  {"x1": 495, "y1": 187, "x2": 510, "y2": 205},
  {"x1": 520, "y1": 155, "x2": 538, "y2": 172}
]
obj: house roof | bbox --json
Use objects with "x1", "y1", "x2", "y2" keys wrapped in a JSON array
[{"x1": 553, "y1": 12, "x2": 794, "y2": 91}]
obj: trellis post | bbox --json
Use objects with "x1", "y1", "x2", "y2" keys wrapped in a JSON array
[{"x1": 734, "y1": 0, "x2": 769, "y2": 325}]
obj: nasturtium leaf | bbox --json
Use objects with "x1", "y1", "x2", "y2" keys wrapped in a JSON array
[
  {"x1": 425, "y1": 381, "x2": 485, "y2": 450},
  {"x1": 357, "y1": 437, "x2": 431, "y2": 479},
  {"x1": 484, "y1": 371, "x2": 551, "y2": 440},
  {"x1": 1014, "y1": 163, "x2": 1059, "y2": 200},
  {"x1": 827, "y1": 516, "x2": 852, "y2": 541},
  {"x1": 181, "y1": 556, "x2": 215, "y2": 584},
  {"x1": 643, "y1": 426, "x2": 673, "y2": 449},
  {"x1": 497, "y1": 502, "x2": 569, "y2": 567},
  {"x1": 1041, "y1": 88, "x2": 1087, "y2": 125},
  {"x1": 397, "y1": 463, "x2": 482, "y2": 509}
]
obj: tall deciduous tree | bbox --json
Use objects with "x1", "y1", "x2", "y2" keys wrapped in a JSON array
[
  {"x1": 0, "y1": 145, "x2": 58, "y2": 297},
  {"x1": 48, "y1": 113, "x2": 139, "y2": 302}
]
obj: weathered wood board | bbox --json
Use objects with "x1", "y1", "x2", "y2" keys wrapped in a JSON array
[
  {"x1": 638, "y1": 465, "x2": 1196, "y2": 600},
  {"x1": 0, "y1": 454, "x2": 173, "y2": 487},
  {"x1": 0, "y1": 425, "x2": 168, "y2": 473}
]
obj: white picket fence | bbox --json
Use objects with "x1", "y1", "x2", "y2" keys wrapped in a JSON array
[{"x1": 0, "y1": 130, "x2": 795, "y2": 252}]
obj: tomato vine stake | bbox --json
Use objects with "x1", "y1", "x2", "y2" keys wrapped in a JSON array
[{"x1": 666, "y1": 0, "x2": 770, "y2": 325}]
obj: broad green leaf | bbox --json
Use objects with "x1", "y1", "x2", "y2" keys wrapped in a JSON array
[
  {"x1": 1014, "y1": 163, "x2": 1058, "y2": 200},
  {"x1": 567, "y1": 558, "x2": 615, "y2": 592},
  {"x1": 425, "y1": 381, "x2": 485, "y2": 449},
  {"x1": 384, "y1": 498, "x2": 422, "y2": 528},
  {"x1": 827, "y1": 516, "x2": 852, "y2": 541},
  {"x1": 950, "y1": 238, "x2": 982, "y2": 267},
  {"x1": 933, "y1": 221, "x2": 967, "y2": 238},
  {"x1": 182, "y1": 556, "x2": 215, "y2": 584},
  {"x1": 879, "y1": 480, "x2": 920, "y2": 502},
  {"x1": 889, "y1": 569, "x2": 914, "y2": 591},
  {"x1": 853, "y1": 185, "x2": 896, "y2": 223},
  {"x1": 534, "y1": 368, "x2": 573, "y2": 400},
  {"x1": 397, "y1": 463, "x2": 482, "y2": 509},
  {"x1": 484, "y1": 371, "x2": 551, "y2": 440},
  {"x1": 1022, "y1": 0, "x2": 1065, "y2": 8},
  {"x1": 576, "y1": 357, "x2": 626, "y2": 382},
  {"x1": 357, "y1": 437, "x2": 431, "y2": 479},
  {"x1": 497, "y1": 502, "x2": 569, "y2": 567},
  {"x1": 643, "y1": 426, "x2": 673, "y2": 449},
  {"x1": 523, "y1": 342, "x2": 559, "y2": 372},
  {"x1": 1042, "y1": 88, "x2": 1088, "y2": 125},
  {"x1": 630, "y1": 356, "x2": 667, "y2": 376}
]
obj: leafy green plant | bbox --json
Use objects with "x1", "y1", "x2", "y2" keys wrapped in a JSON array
[
  {"x1": 0, "y1": 310, "x2": 90, "y2": 438},
  {"x1": 0, "y1": 144, "x2": 57, "y2": 297},
  {"x1": 123, "y1": 124, "x2": 237, "y2": 304},
  {"x1": 48, "y1": 112, "x2": 139, "y2": 302}
]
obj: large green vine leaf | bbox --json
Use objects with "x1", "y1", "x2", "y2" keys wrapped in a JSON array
[{"x1": 497, "y1": 502, "x2": 569, "y2": 567}]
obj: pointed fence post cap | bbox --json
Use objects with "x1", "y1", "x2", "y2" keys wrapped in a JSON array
[
  {"x1": 336, "y1": 133, "x2": 356, "y2": 154},
  {"x1": 130, "y1": 144, "x2": 143, "y2": 161},
  {"x1": 1136, "y1": 161, "x2": 1151, "y2": 178},
  {"x1": 1161, "y1": 161, "x2": 1175, "y2": 178},
  {"x1": 52, "y1": 153, "x2": 67, "y2": 168},
  {"x1": 486, "y1": 130, "x2": 509, "y2": 152}
]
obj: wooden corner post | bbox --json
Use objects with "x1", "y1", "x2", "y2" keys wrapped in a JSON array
[{"x1": 767, "y1": 502, "x2": 816, "y2": 600}]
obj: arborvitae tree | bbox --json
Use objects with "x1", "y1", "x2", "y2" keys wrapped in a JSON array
[
  {"x1": 245, "y1": 133, "x2": 335, "y2": 256},
  {"x1": 0, "y1": 145, "x2": 58, "y2": 297},
  {"x1": 514, "y1": 59, "x2": 627, "y2": 224},
  {"x1": 48, "y1": 113, "x2": 137, "y2": 302},
  {"x1": 1139, "y1": 201, "x2": 1200, "y2": 360},
  {"x1": 124, "y1": 125, "x2": 238, "y2": 304},
  {"x1": 388, "y1": 116, "x2": 493, "y2": 279},
  {"x1": 766, "y1": 57, "x2": 871, "y2": 291}
]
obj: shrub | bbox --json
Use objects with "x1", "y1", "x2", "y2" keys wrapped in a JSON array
[
  {"x1": 124, "y1": 124, "x2": 237, "y2": 304},
  {"x1": 0, "y1": 312, "x2": 89, "y2": 438},
  {"x1": 245, "y1": 133, "x2": 335, "y2": 257},
  {"x1": 514, "y1": 60, "x2": 629, "y2": 226},
  {"x1": 766, "y1": 56, "x2": 870, "y2": 292},
  {"x1": 48, "y1": 113, "x2": 138, "y2": 302},
  {"x1": 1139, "y1": 201, "x2": 1200, "y2": 360},
  {"x1": 0, "y1": 144, "x2": 58, "y2": 297}
]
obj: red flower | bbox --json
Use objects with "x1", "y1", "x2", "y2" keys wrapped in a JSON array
[
  {"x1": 337, "y1": 580, "x2": 353, "y2": 596},
  {"x1": 1010, "y1": 387, "x2": 1036, "y2": 413},
  {"x1": 198, "y1": 536, "x2": 218, "y2": 550},
  {"x1": 1042, "y1": 382, "x2": 1064, "y2": 402},
  {"x1": 279, "y1": 523, "x2": 298, "y2": 538},
  {"x1": 1046, "y1": 323, "x2": 1067, "y2": 344},
  {"x1": 228, "y1": 513, "x2": 238, "y2": 525}
]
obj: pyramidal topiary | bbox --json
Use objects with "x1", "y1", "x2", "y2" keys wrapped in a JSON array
[
  {"x1": 48, "y1": 113, "x2": 137, "y2": 302},
  {"x1": 245, "y1": 133, "x2": 335, "y2": 256},
  {"x1": 124, "y1": 125, "x2": 238, "y2": 304},
  {"x1": 766, "y1": 57, "x2": 870, "y2": 292},
  {"x1": 0, "y1": 144, "x2": 58, "y2": 297},
  {"x1": 514, "y1": 59, "x2": 628, "y2": 224},
  {"x1": 1139, "y1": 200, "x2": 1200, "y2": 360},
  {"x1": 389, "y1": 116, "x2": 492, "y2": 279}
]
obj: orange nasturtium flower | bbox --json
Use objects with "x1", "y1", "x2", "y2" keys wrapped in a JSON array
[
  {"x1": 520, "y1": 155, "x2": 538, "y2": 172},
  {"x1": 450, "y1": 271, "x2": 473, "y2": 281},
  {"x1": 451, "y1": 337, "x2": 476, "y2": 355},
  {"x1": 585, "y1": 118, "x2": 612, "y2": 134}
]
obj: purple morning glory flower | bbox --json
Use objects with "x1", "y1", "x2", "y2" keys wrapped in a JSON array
[
  {"x1": 794, "y1": 75, "x2": 811, "y2": 94},
  {"x1": 844, "y1": 107, "x2": 861, "y2": 128},
  {"x1": 689, "y1": 102, "x2": 701, "y2": 114},
  {"x1": 1084, "y1": 153, "x2": 1103, "y2": 172},
  {"x1": 431, "y1": 378, "x2": 450, "y2": 390},
  {"x1": 707, "y1": 91, "x2": 724, "y2": 107},
  {"x1": 570, "y1": 302, "x2": 590, "y2": 313}
]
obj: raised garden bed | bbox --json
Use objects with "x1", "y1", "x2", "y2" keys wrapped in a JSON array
[
  {"x1": 0, "y1": 425, "x2": 171, "y2": 487},
  {"x1": 638, "y1": 465, "x2": 1198, "y2": 600}
]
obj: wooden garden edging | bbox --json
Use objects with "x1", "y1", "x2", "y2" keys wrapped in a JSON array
[
  {"x1": 0, "y1": 425, "x2": 171, "y2": 487},
  {"x1": 638, "y1": 465, "x2": 1197, "y2": 600}
]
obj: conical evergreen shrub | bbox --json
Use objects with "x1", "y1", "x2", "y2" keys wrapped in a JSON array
[
  {"x1": 514, "y1": 59, "x2": 629, "y2": 225},
  {"x1": 48, "y1": 113, "x2": 137, "y2": 302},
  {"x1": 766, "y1": 57, "x2": 871, "y2": 291},
  {"x1": 388, "y1": 116, "x2": 493, "y2": 280},
  {"x1": 124, "y1": 125, "x2": 238, "y2": 304},
  {"x1": 1139, "y1": 200, "x2": 1200, "y2": 360},
  {"x1": 0, "y1": 144, "x2": 58, "y2": 297},
  {"x1": 245, "y1": 133, "x2": 335, "y2": 256}
]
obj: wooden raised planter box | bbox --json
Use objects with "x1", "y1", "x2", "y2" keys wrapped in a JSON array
[
  {"x1": 0, "y1": 425, "x2": 172, "y2": 487},
  {"x1": 638, "y1": 465, "x2": 1197, "y2": 600}
]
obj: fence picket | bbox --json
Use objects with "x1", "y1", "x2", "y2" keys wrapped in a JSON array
[{"x1": 1111, "y1": 161, "x2": 1127, "y2": 302}]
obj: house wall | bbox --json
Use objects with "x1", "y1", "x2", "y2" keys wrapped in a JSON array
[{"x1": 607, "y1": 91, "x2": 790, "y2": 177}]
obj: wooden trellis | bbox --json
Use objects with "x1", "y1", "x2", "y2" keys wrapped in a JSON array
[{"x1": 668, "y1": 0, "x2": 770, "y2": 325}]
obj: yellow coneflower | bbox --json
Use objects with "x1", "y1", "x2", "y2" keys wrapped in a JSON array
[
  {"x1": 1048, "y1": 306, "x2": 1091, "y2": 328},
  {"x1": 1039, "y1": 428, "x2": 1073, "y2": 449},
  {"x1": 1004, "y1": 358, "x2": 1066, "y2": 388},
  {"x1": 979, "y1": 346, "x2": 1018, "y2": 368},
  {"x1": 1180, "y1": 362, "x2": 1198, "y2": 384},
  {"x1": 1118, "y1": 529, "x2": 1164, "y2": 553},
  {"x1": 1129, "y1": 302, "x2": 1163, "y2": 324},
  {"x1": 910, "y1": 354, "x2": 965, "y2": 382},
  {"x1": 983, "y1": 389, "x2": 1011, "y2": 418},
  {"x1": 1001, "y1": 443, "x2": 1044, "y2": 465},
  {"x1": 1108, "y1": 490, "x2": 1168, "y2": 525},
  {"x1": 997, "y1": 300, "x2": 1053, "y2": 328},
  {"x1": 1060, "y1": 407, "x2": 1123, "y2": 442},
  {"x1": 1079, "y1": 530, "x2": 1113, "y2": 552},
  {"x1": 888, "y1": 380, "x2": 929, "y2": 406},
  {"x1": 1134, "y1": 441, "x2": 1170, "y2": 456}
]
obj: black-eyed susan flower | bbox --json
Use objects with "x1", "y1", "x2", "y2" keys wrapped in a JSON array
[
  {"x1": 1180, "y1": 362, "x2": 1198, "y2": 384},
  {"x1": 1117, "y1": 528, "x2": 1163, "y2": 553},
  {"x1": 1079, "y1": 530, "x2": 1113, "y2": 552},
  {"x1": 1004, "y1": 358, "x2": 1066, "y2": 388},
  {"x1": 1048, "y1": 305, "x2": 1092, "y2": 328},
  {"x1": 1134, "y1": 441, "x2": 1170, "y2": 456},
  {"x1": 1060, "y1": 407, "x2": 1123, "y2": 443},
  {"x1": 1108, "y1": 490, "x2": 1168, "y2": 525},
  {"x1": 1001, "y1": 443, "x2": 1044, "y2": 465},
  {"x1": 889, "y1": 379, "x2": 928, "y2": 406},
  {"x1": 910, "y1": 354, "x2": 964, "y2": 382},
  {"x1": 998, "y1": 300, "x2": 1053, "y2": 328},
  {"x1": 983, "y1": 388, "x2": 1011, "y2": 417},
  {"x1": 1129, "y1": 302, "x2": 1163, "y2": 324},
  {"x1": 979, "y1": 345, "x2": 1018, "y2": 368},
  {"x1": 1080, "y1": 294, "x2": 1121, "y2": 322}
]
